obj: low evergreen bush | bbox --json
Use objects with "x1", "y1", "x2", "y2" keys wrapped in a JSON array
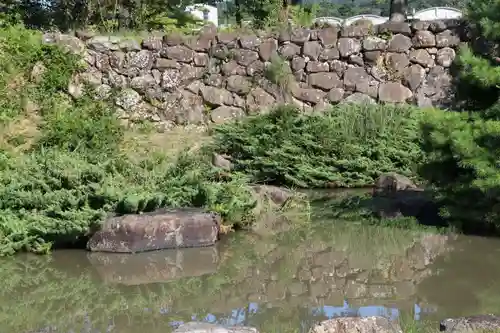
[
  {"x1": 0, "y1": 25, "x2": 270, "y2": 256},
  {"x1": 211, "y1": 104, "x2": 425, "y2": 188}
]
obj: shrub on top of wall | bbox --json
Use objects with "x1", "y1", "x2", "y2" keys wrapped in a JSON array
[{"x1": 211, "y1": 104, "x2": 426, "y2": 188}]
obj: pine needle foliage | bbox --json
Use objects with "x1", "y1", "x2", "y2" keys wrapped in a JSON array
[
  {"x1": 0, "y1": 24, "x2": 267, "y2": 256},
  {"x1": 211, "y1": 104, "x2": 425, "y2": 188},
  {"x1": 418, "y1": 0, "x2": 500, "y2": 234}
]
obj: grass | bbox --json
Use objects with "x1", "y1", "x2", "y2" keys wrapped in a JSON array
[{"x1": 121, "y1": 125, "x2": 211, "y2": 162}]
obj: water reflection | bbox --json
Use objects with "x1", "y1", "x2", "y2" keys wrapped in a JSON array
[{"x1": 2, "y1": 224, "x2": 500, "y2": 333}]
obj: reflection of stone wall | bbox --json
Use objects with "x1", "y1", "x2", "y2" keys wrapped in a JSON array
[
  {"x1": 201, "y1": 233, "x2": 451, "y2": 313},
  {"x1": 88, "y1": 232, "x2": 451, "y2": 314},
  {"x1": 43, "y1": 19, "x2": 466, "y2": 127}
]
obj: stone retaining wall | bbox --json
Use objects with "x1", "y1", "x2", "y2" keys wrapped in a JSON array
[{"x1": 44, "y1": 19, "x2": 467, "y2": 127}]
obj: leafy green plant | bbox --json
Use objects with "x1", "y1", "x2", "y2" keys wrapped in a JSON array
[
  {"x1": 289, "y1": 4, "x2": 319, "y2": 28},
  {"x1": 264, "y1": 55, "x2": 293, "y2": 98}
]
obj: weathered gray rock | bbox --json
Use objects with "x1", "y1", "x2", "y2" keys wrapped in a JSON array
[
  {"x1": 344, "y1": 67, "x2": 370, "y2": 91},
  {"x1": 309, "y1": 316, "x2": 402, "y2": 333},
  {"x1": 279, "y1": 43, "x2": 301, "y2": 59},
  {"x1": 291, "y1": 87, "x2": 326, "y2": 104},
  {"x1": 337, "y1": 38, "x2": 361, "y2": 57},
  {"x1": 246, "y1": 87, "x2": 276, "y2": 113},
  {"x1": 252, "y1": 185, "x2": 293, "y2": 206},
  {"x1": 409, "y1": 49, "x2": 434, "y2": 68},
  {"x1": 201, "y1": 86, "x2": 233, "y2": 106},
  {"x1": 259, "y1": 39, "x2": 278, "y2": 61},
  {"x1": 374, "y1": 172, "x2": 418, "y2": 193},
  {"x1": 378, "y1": 82, "x2": 413, "y2": 103},
  {"x1": 436, "y1": 47, "x2": 456, "y2": 67},
  {"x1": 342, "y1": 92, "x2": 376, "y2": 105},
  {"x1": 436, "y1": 30, "x2": 460, "y2": 48},
  {"x1": 327, "y1": 88, "x2": 345, "y2": 102},
  {"x1": 173, "y1": 322, "x2": 258, "y2": 333},
  {"x1": 309, "y1": 72, "x2": 342, "y2": 90},
  {"x1": 227, "y1": 75, "x2": 252, "y2": 94},
  {"x1": 404, "y1": 64, "x2": 426, "y2": 91},
  {"x1": 232, "y1": 49, "x2": 260, "y2": 66},
  {"x1": 115, "y1": 88, "x2": 142, "y2": 109},
  {"x1": 362, "y1": 36, "x2": 387, "y2": 51},
  {"x1": 318, "y1": 27, "x2": 339, "y2": 47},
  {"x1": 211, "y1": 106, "x2": 245, "y2": 123},
  {"x1": 412, "y1": 30, "x2": 436, "y2": 48},
  {"x1": 387, "y1": 34, "x2": 412, "y2": 52},
  {"x1": 440, "y1": 315, "x2": 500, "y2": 333},
  {"x1": 87, "y1": 208, "x2": 221, "y2": 253},
  {"x1": 306, "y1": 61, "x2": 330, "y2": 73},
  {"x1": 303, "y1": 41, "x2": 323, "y2": 60}
]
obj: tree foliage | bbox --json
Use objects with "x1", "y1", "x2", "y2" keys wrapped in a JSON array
[
  {"x1": 0, "y1": 0, "x2": 215, "y2": 31},
  {"x1": 417, "y1": 0, "x2": 500, "y2": 234}
]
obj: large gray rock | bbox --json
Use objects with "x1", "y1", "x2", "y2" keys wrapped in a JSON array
[
  {"x1": 309, "y1": 316, "x2": 402, "y2": 333},
  {"x1": 87, "y1": 208, "x2": 220, "y2": 253},
  {"x1": 174, "y1": 322, "x2": 258, "y2": 333},
  {"x1": 374, "y1": 172, "x2": 418, "y2": 194},
  {"x1": 440, "y1": 315, "x2": 500, "y2": 333}
]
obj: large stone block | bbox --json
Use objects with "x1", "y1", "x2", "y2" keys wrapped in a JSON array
[{"x1": 87, "y1": 208, "x2": 220, "y2": 253}]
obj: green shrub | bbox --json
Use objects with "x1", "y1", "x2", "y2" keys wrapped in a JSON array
[
  {"x1": 211, "y1": 104, "x2": 425, "y2": 188},
  {"x1": 419, "y1": 107, "x2": 500, "y2": 234},
  {"x1": 0, "y1": 25, "x2": 288, "y2": 256},
  {"x1": 416, "y1": 0, "x2": 500, "y2": 235},
  {"x1": 0, "y1": 25, "x2": 81, "y2": 123},
  {"x1": 0, "y1": 149, "x2": 263, "y2": 255}
]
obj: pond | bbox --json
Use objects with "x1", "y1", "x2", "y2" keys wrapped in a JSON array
[{"x1": 3, "y1": 216, "x2": 500, "y2": 333}]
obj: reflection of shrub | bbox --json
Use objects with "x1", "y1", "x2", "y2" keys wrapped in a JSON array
[{"x1": 212, "y1": 104, "x2": 425, "y2": 188}]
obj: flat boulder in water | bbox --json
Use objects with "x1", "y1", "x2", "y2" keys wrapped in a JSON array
[
  {"x1": 173, "y1": 322, "x2": 258, "y2": 333},
  {"x1": 87, "y1": 208, "x2": 220, "y2": 253},
  {"x1": 309, "y1": 316, "x2": 402, "y2": 333}
]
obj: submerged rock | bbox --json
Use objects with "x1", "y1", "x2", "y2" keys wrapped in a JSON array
[
  {"x1": 371, "y1": 172, "x2": 441, "y2": 224},
  {"x1": 87, "y1": 208, "x2": 220, "y2": 253},
  {"x1": 440, "y1": 314, "x2": 500, "y2": 333},
  {"x1": 373, "y1": 172, "x2": 418, "y2": 194},
  {"x1": 252, "y1": 185, "x2": 293, "y2": 206},
  {"x1": 309, "y1": 316, "x2": 402, "y2": 333},
  {"x1": 173, "y1": 322, "x2": 258, "y2": 333}
]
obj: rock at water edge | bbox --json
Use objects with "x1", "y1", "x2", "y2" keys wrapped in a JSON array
[
  {"x1": 440, "y1": 315, "x2": 500, "y2": 333},
  {"x1": 87, "y1": 208, "x2": 220, "y2": 253},
  {"x1": 173, "y1": 322, "x2": 259, "y2": 333},
  {"x1": 308, "y1": 316, "x2": 402, "y2": 333}
]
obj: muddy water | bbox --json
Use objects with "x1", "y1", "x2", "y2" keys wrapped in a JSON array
[{"x1": 2, "y1": 224, "x2": 500, "y2": 333}]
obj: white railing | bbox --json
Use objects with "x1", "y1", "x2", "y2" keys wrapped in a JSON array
[{"x1": 312, "y1": 6, "x2": 463, "y2": 27}]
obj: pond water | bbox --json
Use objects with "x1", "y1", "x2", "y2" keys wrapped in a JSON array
[{"x1": 3, "y1": 220, "x2": 500, "y2": 333}]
